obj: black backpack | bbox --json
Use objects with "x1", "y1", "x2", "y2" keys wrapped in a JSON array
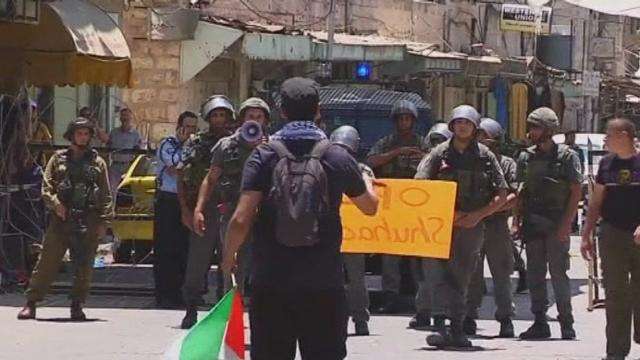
[{"x1": 267, "y1": 139, "x2": 331, "y2": 247}]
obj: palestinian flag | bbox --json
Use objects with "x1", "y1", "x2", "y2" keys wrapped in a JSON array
[{"x1": 179, "y1": 288, "x2": 245, "y2": 360}]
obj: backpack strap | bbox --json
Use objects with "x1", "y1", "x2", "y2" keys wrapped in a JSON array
[
  {"x1": 269, "y1": 140, "x2": 295, "y2": 160},
  {"x1": 310, "y1": 139, "x2": 331, "y2": 159}
]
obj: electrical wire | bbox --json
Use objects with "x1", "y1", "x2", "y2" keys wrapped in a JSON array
[{"x1": 237, "y1": 0, "x2": 334, "y2": 27}]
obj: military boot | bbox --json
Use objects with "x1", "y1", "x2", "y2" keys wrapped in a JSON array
[
  {"x1": 462, "y1": 316, "x2": 477, "y2": 336},
  {"x1": 560, "y1": 322, "x2": 576, "y2": 340},
  {"x1": 354, "y1": 321, "x2": 370, "y2": 336},
  {"x1": 70, "y1": 301, "x2": 86, "y2": 321},
  {"x1": 519, "y1": 314, "x2": 551, "y2": 339},
  {"x1": 181, "y1": 306, "x2": 198, "y2": 329},
  {"x1": 426, "y1": 320, "x2": 472, "y2": 348},
  {"x1": 409, "y1": 311, "x2": 431, "y2": 329},
  {"x1": 17, "y1": 301, "x2": 36, "y2": 320},
  {"x1": 498, "y1": 319, "x2": 515, "y2": 338}
]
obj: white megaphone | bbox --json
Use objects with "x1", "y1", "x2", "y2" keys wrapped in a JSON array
[{"x1": 239, "y1": 120, "x2": 264, "y2": 146}]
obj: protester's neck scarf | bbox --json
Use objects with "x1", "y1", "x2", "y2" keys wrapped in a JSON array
[{"x1": 271, "y1": 121, "x2": 327, "y2": 142}]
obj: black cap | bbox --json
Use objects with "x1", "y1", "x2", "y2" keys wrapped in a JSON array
[{"x1": 280, "y1": 77, "x2": 320, "y2": 120}]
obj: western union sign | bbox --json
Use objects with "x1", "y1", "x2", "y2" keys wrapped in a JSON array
[{"x1": 500, "y1": 4, "x2": 552, "y2": 35}]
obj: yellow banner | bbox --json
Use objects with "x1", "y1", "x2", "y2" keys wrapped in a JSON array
[{"x1": 341, "y1": 179, "x2": 456, "y2": 259}]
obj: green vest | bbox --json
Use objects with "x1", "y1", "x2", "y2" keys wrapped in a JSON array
[
  {"x1": 377, "y1": 134, "x2": 424, "y2": 179},
  {"x1": 435, "y1": 144, "x2": 496, "y2": 212},
  {"x1": 219, "y1": 135, "x2": 253, "y2": 206},
  {"x1": 56, "y1": 149, "x2": 101, "y2": 212},
  {"x1": 520, "y1": 144, "x2": 572, "y2": 218}
]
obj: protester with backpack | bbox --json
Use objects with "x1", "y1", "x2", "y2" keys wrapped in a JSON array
[{"x1": 221, "y1": 77, "x2": 379, "y2": 360}]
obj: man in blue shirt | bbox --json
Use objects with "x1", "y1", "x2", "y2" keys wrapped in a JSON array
[
  {"x1": 221, "y1": 77, "x2": 379, "y2": 360},
  {"x1": 153, "y1": 111, "x2": 198, "y2": 308}
]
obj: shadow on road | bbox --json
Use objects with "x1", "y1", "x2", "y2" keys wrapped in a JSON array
[{"x1": 35, "y1": 317, "x2": 107, "y2": 323}]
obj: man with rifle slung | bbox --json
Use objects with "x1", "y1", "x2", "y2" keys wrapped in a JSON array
[{"x1": 18, "y1": 118, "x2": 112, "y2": 321}]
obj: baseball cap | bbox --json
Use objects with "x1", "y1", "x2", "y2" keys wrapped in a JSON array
[{"x1": 280, "y1": 77, "x2": 320, "y2": 119}]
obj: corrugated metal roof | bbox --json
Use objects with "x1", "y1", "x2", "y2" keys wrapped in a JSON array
[
  {"x1": 308, "y1": 31, "x2": 405, "y2": 47},
  {"x1": 563, "y1": 0, "x2": 640, "y2": 19},
  {"x1": 273, "y1": 86, "x2": 430, "y2": 110}
]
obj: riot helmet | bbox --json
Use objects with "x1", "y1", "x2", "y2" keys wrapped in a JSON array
[
  {"x1": 448, "y1": 105, "x2": 481, "y2": 132},
  {"x1": 201, "y1": 95, "x2": 235, "y2": 122},
  {"x1": 478, "y1": 118, "x2": 504, "y2": 141},
  {"x1": 427, "y1": 122, "x2": 452, "y2": 147},
  {"x1": 390, "y1": 100, "x2": 418, "y2": 122},
  {"x1": 330, "y1": 125, "x2": 360, "y2": 154}
]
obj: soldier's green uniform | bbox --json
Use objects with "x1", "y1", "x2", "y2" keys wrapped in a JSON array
[
  {"x1": 25, "y1": 140, "x2": 112, "y2": 307},
  {"x1": 517, "y1": 142, "x2": 582, "y2": 335},
  {"x1": 464, "y1": 118, "x2": 517, "y2": 338},
  {"x1": 411, "y1": 122, "x2": 452, "y2": 329},
  {"x1": 179, "y1": 129, "x2": 228, "y2": 305},
  {"x1": 210, "y1": 131, "x2": 256, "y2": 295},
  {"x1": 416, "y1": 105, "x2": 507, "y2": 348},
  {"x1": 179, "y1": 95, "x2": 236, "y2": 330},
  {"x1": 367, "y1": 99, "x2": 427, "y2": 313}
]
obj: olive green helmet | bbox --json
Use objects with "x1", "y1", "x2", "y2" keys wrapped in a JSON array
[
  {"x1": 63, "y1": 117, "x2": 95, "y2": 141},
  {"x1": 527, "y1": 107, "x2": 559, "y2": 131},
  {"x1": 238, "y1": 97, "x2": 271, "y2": 121}
]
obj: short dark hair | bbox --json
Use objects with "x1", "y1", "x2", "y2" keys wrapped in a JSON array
[
  {"x1": 608, "y1": 118, "x2": 636, "y2": 139},
  {"x1": 177, "y1": 111, "x2": 198, "y2": 127},
  {"x1": 280, "y1": 77, "x2": 320, "y2": 121}
]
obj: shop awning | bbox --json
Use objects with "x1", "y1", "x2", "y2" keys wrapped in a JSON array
[
  {"x1": 0, "y1": 0, "x2": 132, "y2": 88},
  {"x1": 308, "y1": 32, "x2": 406, "y2": 61}
]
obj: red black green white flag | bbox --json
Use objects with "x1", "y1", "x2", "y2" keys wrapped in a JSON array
[{"x1": 178, "y1": 288, "x2": 245, "y2": 360}]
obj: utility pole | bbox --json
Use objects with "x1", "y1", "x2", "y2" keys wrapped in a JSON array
[{"x1": 327, "y1": 0, "x2": 335, "y2": 61}]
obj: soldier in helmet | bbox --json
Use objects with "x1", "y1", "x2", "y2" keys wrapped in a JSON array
[
  {"x1": 415, "y1": 105, "x2": 507, "y2": 348},
  {"x1": 331, "y1": 125, "x2": 374, "y2": 336},
  {"x1": 177, "y1": 95, "x2": 234, "y2": 329},
  {"x1": 18, "y1": 118, "x2": 113, "y2": 321},
  {"x1": 464, "y1": 118, "x2": 518, "y2": 338},
  {"x1": 410, "y1": 122, "x2": 452, "y2": 329},
  {"x1": 514, "y1": 107, "x2": 583, "y2": 340},
  {"x1": 367, "y1": 99, "x2": 428, "y2": 313},
  {"x1": 191, "y1": 97, "x2": 270, "y2": 303}
]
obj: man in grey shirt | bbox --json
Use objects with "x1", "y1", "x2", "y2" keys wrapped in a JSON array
[{"x1": 108, "y1": 108, "x2": 142, "y2": 193}]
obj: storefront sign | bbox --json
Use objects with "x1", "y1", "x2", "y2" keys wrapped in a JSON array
[
  {"x1": 500, "y1": 4, "x2": 552, "y2": 34},
  {"x1": 341, "y1": 179, "x2": 456, "y2": 259}
]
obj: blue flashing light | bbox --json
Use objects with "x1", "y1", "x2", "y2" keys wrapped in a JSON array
[{"x1": 355, "y1": 62, "x2": 371, "y2": 80}]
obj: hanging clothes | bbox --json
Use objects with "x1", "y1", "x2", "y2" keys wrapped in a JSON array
[{"x1": 510, "y1": 83, "x2": 529, "y2": 140}]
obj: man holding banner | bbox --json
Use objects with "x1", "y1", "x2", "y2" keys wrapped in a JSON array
[
  {"x1": 367, "y1": 99, "x2": 427, "y2": 314},
  {"x1": 416, "y1": 105, "x2": 507, "y2": 348}
]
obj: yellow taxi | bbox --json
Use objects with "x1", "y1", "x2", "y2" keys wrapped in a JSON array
[{"x1": 112, "y1": 154, "x2": 156, "y2": 263}]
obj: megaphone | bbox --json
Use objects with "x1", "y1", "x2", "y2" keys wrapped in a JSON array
[{"x1": 239, "y1": 120, "x2": 264, "y2": 146}]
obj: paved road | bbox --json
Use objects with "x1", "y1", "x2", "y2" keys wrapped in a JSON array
[{"x1": 0, "y1": 237, "x2": 638, "y2": 360}]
